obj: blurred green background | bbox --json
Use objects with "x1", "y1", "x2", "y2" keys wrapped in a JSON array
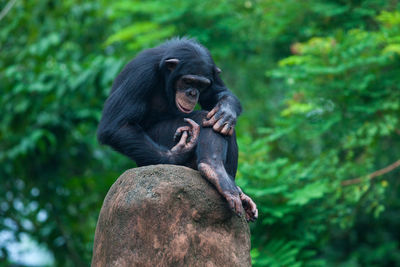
[{"x1": 1, "y1": 0, "x2": 400, "y2": 266}]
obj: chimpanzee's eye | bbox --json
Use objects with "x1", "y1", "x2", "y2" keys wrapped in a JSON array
[{"x1": 198, "y1": 81, "x2": 211, "y2": 92}]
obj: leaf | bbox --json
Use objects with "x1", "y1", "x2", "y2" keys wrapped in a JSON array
[
  {"x1": 287, "y1": 181, "x2": 328, "y2": 206},
  {"x1": 105, "y1": 22, "x2": 161, "y2": 45}
]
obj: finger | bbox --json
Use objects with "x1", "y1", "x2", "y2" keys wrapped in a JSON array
[
  {"x1": 184, "y1": 118, "x2": 200, "y2": 133},
  {"x1": 247, "y1": 203, "x2": 258, "y2": 221},
  {"x1": 246, "y1": 205, "x2": 257, "y2": 222},
  {"x1": 246, "y1": 212, "x2": 250, "y2": 222},
  {"x1": 233, "y1": 200, "x2": 240, "y2": 217},
  {"x1": 203, "y1": 110, "x2": 223, "y2": 127},
  {"x1": 246, "y1": 198, "x2": 257, "y2": 215},
  {"x1": 175, "y1": 126, "x2": 190, "y2": 133},
  {"x1": 177, "y1": 131, "x2": 188, "y2": 146},
  {"x1": 213, "y1": 118, "x2": 226, "y2": 132},
  {"x1": 231, "y1": 196, "x2": 241, "y2": 217},
  {"x1": 251, "y1": 203, "x2": 257, "y2": 215},
  {"x1": 206, "y1": 106, "x2": 219, "y2": 119},
  {"x1": 203, "y1": 116, "x2": 217, "y2": 127},
  {"x1": 211, "y1": 113, "x2": 231, "y2": 131},
  {"x1": 184, "y1": 118, "x2": 198, "y2": 127},
  {"x1": 184, "y1": 119, "x2": 200, "y2": 145},
  {"x1": 229, "y1": 199, "x2": 235, "y2": 211},
  {"x1": 228, "y1": 127, "x2": 234, "y2": 136},
  {"x1": 249, "y1": 209, "x2": 258, "y2": 222},
  {"x1": 174, "y1": 126, "x2": 190, "y2": 135},
  {"x1": 174, "y1": 126, "x2": 190, "y2": 141},
  {"x1": 236, "y1": 199, "x2": 244, "y2": 217},
  {"x1": 220, "y1": 123, "x2": 231, "y2": 135}
]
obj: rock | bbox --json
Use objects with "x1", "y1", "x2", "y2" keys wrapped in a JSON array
[{"x1": 91, "y1": 164, "x2": 251, "y2": 267}]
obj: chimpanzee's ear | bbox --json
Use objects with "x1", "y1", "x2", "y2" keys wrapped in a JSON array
[
  {"x1": 215, "y1": 67, "x2": 222, "y2": 74},
  {"x1": 165, "y1": 58, "x2": 180, "y2": 71}
]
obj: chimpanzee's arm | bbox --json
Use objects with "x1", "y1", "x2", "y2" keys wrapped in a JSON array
[
  {"x1": 200, "y1": 73, "x2": 242, "y2": 135},
  {"x1": 98, "y1": 102, "x2": 200, "y2": 166},
  {"x1": 97, "y1": 57, "x2": 199, "y2": 166}
]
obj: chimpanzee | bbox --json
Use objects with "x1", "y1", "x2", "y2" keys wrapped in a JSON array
[{"x1": 97, "y1": 38, "x2": 257, "y2": 221}]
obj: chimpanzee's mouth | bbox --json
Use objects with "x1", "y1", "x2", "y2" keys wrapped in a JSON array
[
  {"x1": 175, "y1": 91, "x2": 197, "y2": 114},
  {"x1": 177, "y1": 101, "x2": 194, "y2": 113}
]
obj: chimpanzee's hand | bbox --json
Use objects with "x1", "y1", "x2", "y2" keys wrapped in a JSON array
[
  {"x1": 171, "y1": 118, "x2": 200, "y2": 155},
  {"x1": 203, "y1": 102, "x2": 237, "y2": 136}
]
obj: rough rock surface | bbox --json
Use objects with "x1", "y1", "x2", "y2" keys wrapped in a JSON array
[{"x1": 91, "y1": 164, "x2": 251, "y2": 267}]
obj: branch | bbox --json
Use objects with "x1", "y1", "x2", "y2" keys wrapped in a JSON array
[
  {"x1": 0, "y1": 0, "x2": 17, "y2": 22},
  {"x1": 341, "y1": 159, "x2": 400, "y2": 186}
]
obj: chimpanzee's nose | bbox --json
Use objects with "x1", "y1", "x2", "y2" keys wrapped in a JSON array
[{"x1": 186, "y1": 89, "x2": 198, "y2": 97}]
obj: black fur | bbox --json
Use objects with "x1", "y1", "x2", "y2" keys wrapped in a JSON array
[{"x1": 97, "y1": 38, "x2": 241, "y2": 171}]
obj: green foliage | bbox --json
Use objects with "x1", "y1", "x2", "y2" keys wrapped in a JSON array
[
  {"x1": 0, "y1": 1, "x2": 130, "y2": 265},
  {"x1": 238, "y1": 7, "x2": 400, "y2": 266},
  {"x1": 1, "y1": 0, "x2": 400, "y2": 266}
]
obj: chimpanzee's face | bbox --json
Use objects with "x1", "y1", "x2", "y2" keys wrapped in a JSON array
[
  {"x1": 174, "y1": 74, "x2": 211, "y2": 113},
  {"x1": 165, "y1": 54, "x2": 221, "y2": 113},
  {"x1": 164, "y1": 58, "x2": 214, "y2": 114}
]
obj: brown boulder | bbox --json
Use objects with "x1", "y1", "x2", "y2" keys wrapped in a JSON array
[{"x1": 91, "y1": 164, "x2": 251, "y2": 267}]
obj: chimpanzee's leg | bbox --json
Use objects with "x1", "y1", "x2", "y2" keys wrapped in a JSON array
[
  {"x1": 188, "y1": 112, "x2": 257, "y2": 220},
  {"x1": 195, "y1": 124, "x2": 244, "y2": 216},
  {"x1": 146, "y1": 111, "x2": 257, "y2": 221}
]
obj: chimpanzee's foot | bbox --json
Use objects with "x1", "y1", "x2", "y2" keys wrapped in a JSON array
[
  {"x1": 198, "y1": 162, "x2": 244, "y2": 217},
  {"x1": 222, "y1": 191, "x2": 244, "y2": 217},
  {"x1": 239, "y1": 192, "x2": 258, "y2": 222}
]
